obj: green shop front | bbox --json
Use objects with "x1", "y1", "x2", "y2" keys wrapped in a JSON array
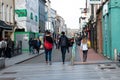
[
  {"x1": 14, "y1": 32, "x2": 39, "y2": 53},
  {"x1": 102, "y1": 0, "x2": 120, "y2": 60}
]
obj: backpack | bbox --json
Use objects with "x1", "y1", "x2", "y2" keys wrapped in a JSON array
[
  {"x1": 32, "y1": 40, "x2": 37, "y2": 48},
  {"x1": 44, "y1": 39, "x2": 53, "y2": 50},
  {"x1": 60, "y1": 36, "x2": 67, "y2": 46},
  {"x1": 37, "y1": 40, "x2": 41, "y2": 47},
  {"x1": 44, "y1": 37, "x2": 53, "y2": 50}
]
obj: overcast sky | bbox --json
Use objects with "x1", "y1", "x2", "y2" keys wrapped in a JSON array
[{"x1": 50, "y1": 0, "x2": 86, "y2": 29}]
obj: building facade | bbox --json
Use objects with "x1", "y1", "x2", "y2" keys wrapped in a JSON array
[
  {"x1": 15, "y1": 0, "x2": 39, "y2": 32},
  {"x1": 0, "y1": 0, "x2": 14, "y2": 40},
  {"x1": 85, "y1": 0, "x2": 120, "y2": 60},
  {"x1": 39, "y1": 0, "x2": 46, "y2": 33},
  {"x1": 102, "y1": 0, "x2": 120, "y2": 60},
  {"x1": 14, "y1": 0, "x2": 40, "y2": 53},
  {"x1": 45, "y1": 0, "x2": 51, "y2": 31}
]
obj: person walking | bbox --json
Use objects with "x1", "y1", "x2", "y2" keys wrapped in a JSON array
[
  {"x1": 6, "y1": 37, "x2": 12, "y2": 58},
  {"x1": 44, "y1": 31, "x2": 53, "y2": 65},
  {"x1": 28, "y1": 38, "x2": 34, "y2": 54},
  {"x1": 75, "y1": 35, "x2": 82, "y2": 46},
  {"x1": 58, "y1": 31, "x2": 69, "y2": 64},
  {"x1": 32, "y1": 38, "x2": 41, "y2": 54},
  {"x1": 36, "y1": 38, "x2": 41, "y2": 54},
  {"x1": 80, "y1": 37, "x2": 89, "y2": 62}
]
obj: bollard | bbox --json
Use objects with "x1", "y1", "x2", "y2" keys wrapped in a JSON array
[{"x1": 114, "y1": 48, "x2": 117, "y2": 61}]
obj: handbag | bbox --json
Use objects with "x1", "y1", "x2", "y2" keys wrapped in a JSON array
[{"x1": 44, "y1": 38, "x2": 53, "y2": 49}]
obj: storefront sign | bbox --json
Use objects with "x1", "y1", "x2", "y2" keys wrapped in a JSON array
[
  {"x1": 15, "y1": 9, "x2": 27, "y2": 17},
  {"x1": 89, "y1": 0, "x2": 101, "y2": 4}
]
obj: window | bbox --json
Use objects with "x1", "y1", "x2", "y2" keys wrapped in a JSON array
[
  {"x1": 30, "y1": 12, "x2": 33, "y2": 20},
  {"x1": 10, "y1": 7, "x2": 13, "y2": 23},
  {"x1": 35, "y1": 15, "x2": 37, "y2": 22},
  {"x1": 6, "y1": 5, "x2": 9, "y2": 22},
  {"x1": 2, "y1": 3, "x2": 5, "y2": 21}
]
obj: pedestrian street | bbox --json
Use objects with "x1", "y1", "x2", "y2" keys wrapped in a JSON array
[{"x1": 0, "y1": 62, "x2": 120, "y2": 80}]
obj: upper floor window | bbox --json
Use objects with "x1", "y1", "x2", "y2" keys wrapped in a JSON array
[
  {"x1": 6, "y1": 5, "x2": 9, "y2": 22},
  {"x1": 1, "y1": 3, "x2": 5, "y2": 21},
  {"x1": 10, "y1": 7, "x2": 13, "y2": 23},
  {"x1": 30, "y1": 13, "x2": 33, "y2": 20},
  {"x1": 35, "y1": 15, "x2": 37, "y2": 22}
]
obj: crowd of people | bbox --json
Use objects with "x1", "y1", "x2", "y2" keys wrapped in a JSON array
[
  {"x1": 28, "y1": 30, "x2": 91, "y2": 65},
  {"x1": 42, "y1": 30, "x2": 90, "y2": 65},
  {"x1": 0, "y1": 30, "x2": 90, "y2": 65},
  {"x1": 28, "y1": 37, "x2": 41, "y2": 55}
]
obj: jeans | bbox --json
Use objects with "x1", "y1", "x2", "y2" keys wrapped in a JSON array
[
  {"x1": 61, "y1": 46, "x2": 67, "y2": 63},
  {"x1": 83, "y1": 50, "x2": 88, "y2": 62},
  {"x1": 45, "y1": 49, "x2": 52, "y2": 62}
]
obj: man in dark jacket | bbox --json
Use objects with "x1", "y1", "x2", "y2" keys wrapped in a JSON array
[{"x1": 58, "y1": 31, "x2": 69, "y2": 64}]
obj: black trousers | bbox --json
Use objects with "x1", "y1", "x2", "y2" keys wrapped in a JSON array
[
  {"x1": 5, "y1": 47, "x2": 11, "y2": 58},
  {"x1": 61, "y1": 46, "x2": 67, "y2": 63},
  {"x1": 83, "y1": 50, "x2": 88, "y2": 62}
]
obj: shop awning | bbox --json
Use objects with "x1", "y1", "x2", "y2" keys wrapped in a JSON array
[{"x1": 0, "y1": 20, "x2": 13, "y2": 30}]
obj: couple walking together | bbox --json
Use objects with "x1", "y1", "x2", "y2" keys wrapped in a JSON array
[
  {"x1": 44, "y1": 31, "x2": 69, "y2": 65},
  {"x1": 29, "y1": 38, "x2": 41, "y2": 54}
]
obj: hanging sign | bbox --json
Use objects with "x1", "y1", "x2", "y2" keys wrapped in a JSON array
[{"x1": 89, "y1": 0, "x2": 102, "y2": 4}]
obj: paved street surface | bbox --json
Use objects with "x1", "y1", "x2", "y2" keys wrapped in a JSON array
[
  {"x1": 0, "y1": 46, "x2": 120, "y2": 80},
  {"x1": 5, "y1": 50, "x2": 44, "y2": 67},
  {"x1": 74, "y1": 46, "x2": 113, "y2": 64},
  {"x1": 0, "y1": 62, "x2": 120, "y2": 80}
]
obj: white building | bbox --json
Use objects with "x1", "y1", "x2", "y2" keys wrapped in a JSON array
[
  {"x1": 15, "y1": 0, "x2": 39, "y2": 32},
  {"x1": 50, "y1": 8, "x2": 57, "y2": 32},
  {"x1": 0, "y1": 0, "x2": 14, "y2": 40},
  {"x1": 45, "y1": 0, "x2": 51, "y2": 31}
]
